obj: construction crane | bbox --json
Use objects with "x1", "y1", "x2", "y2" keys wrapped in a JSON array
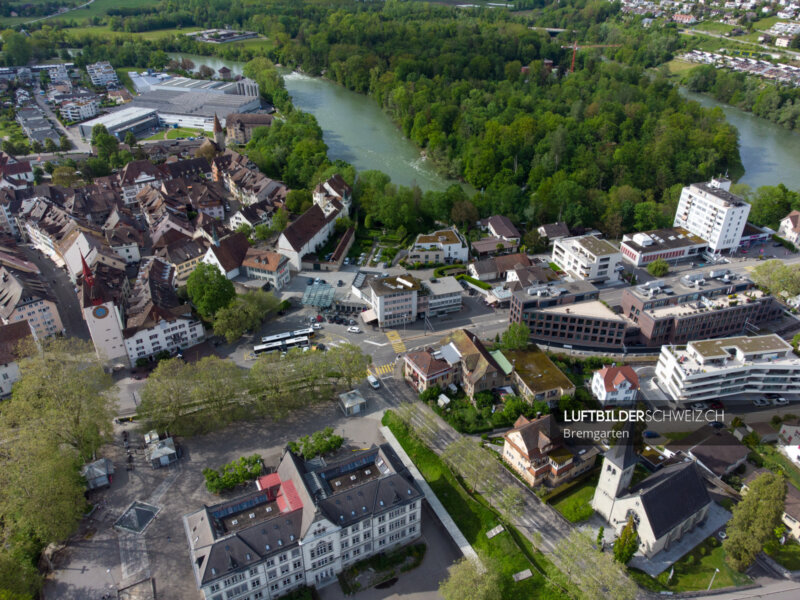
[{"x1": 561, "y1": 42, "x2": 622, "y2": 73}]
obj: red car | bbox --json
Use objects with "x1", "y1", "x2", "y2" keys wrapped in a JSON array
[{"x1": 710, "y1": 401, "x2": 724, "y2": 410}]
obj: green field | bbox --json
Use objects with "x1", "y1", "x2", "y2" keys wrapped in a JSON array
[
  {"x1": 550, "y1": 477, "x2": 596, "y2": 523},
  {"x1": 143, "y1": 128, "x2": 207, "y2": 141},
  {"x1": 765, "y1": 540, "x2": 800, "y2": 570},
  {"x1": 663, "y1": 58, "x2": 700, "y2": 79},
  {"x1": 693, "y1": 21, "x2": 735, "y2": 35},
  {"x1": 753, "y1": 445, "x2": 800, "y2": 491},
  {"x1": 65, "y1": 25, "x2": 201, "y2": 40},
  {"x1": 382, "y1": 411, "x2": 572, "y2": 600},
  {"x1": 0, "y1": 0, "x2": 162, "y2": 27}
]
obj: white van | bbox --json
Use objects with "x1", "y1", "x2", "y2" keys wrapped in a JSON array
[{"x1": 367, "y1": 374, "x2": 380, "y2": 389}]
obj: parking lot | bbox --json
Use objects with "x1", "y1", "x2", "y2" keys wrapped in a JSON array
[{"x1": 43, "y1": 378, "x2": 454, "y2": 600}]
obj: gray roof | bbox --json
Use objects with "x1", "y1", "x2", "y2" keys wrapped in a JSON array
[
  {"x1": 605, "y1": 423, "x2": 637, "y2": 471},
  {"x1": 630, "y1": 461, "x2": 711, "y2": 539}
]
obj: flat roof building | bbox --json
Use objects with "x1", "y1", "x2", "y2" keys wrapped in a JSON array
[
  {"x1": 656, "y1": 334, "x2": 800, "y2": 403},
  {"x1": 78, "y1": 106, "x2": 159, "y2": 139},
  {"x1": 552, "y1": 235, "x2": 621, "y2": 282},
  {"x1": 673, "y1": 178, "x2": 750, "y2": 253},
  {"x1": 620, "y1": 227, "x2": 707, "y2": 266}
]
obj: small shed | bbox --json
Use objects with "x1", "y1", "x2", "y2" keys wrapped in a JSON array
[
  {"x1": 146, "y1": 437, "x2": 178, "y2": 469},
  {"x1": 144, "y1": 430, "x2": 160, "y2": 444},
  {"x1": 437, "y1": 394, "x2": 451, "y2": 409},
  {"x1": 339, "y1": 389, "x2": 367, "y2": 416},
  {"x1": 747, "y1": 421, "x2": 779, "y2": 444},
  {"x1": 81, "y1": 458, "x2": 114, "y2": 490}
]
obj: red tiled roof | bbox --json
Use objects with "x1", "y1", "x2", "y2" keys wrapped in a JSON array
[
  {"x1": 404, "y1": 350, "x2": 453, "y2": 377},
  {"x1": 597, "y1": 365, "x2": 639, "y2": 392},
  {"x1": 784, "y1": 211, "x2": 800, "y2": 233}
]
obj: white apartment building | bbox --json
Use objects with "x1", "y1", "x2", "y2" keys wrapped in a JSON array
[
  {"x1": 673, "y1": 178, "x2": 751, "y2": 254},
  {"x1": 353, "y1": 274, "x2": 462, "y2": 327},
  {"x1": 420, "y1": 276, "x2": 463, "y2": 318},
  {"x1": 185, "y1": 445, "x2": 423, "y2": 600},
  {"x1": 86, "y1": 61, "x2": 119, "y2": 87},
  {"x1": 60, "y1": 99, "x2": 99, "y2": 122},
  {"x1": 0, "y1": 267, "x2": 64, "y2": 339},
  {"x1": 552, "y1": 235, "x2": 622, "y2": 282},
  {"x1": 656, "y1": 334, "x2": 800, "y2": 403},
  {"x1": 407, "y1": 228, "x2": 468, "y2": 264}
]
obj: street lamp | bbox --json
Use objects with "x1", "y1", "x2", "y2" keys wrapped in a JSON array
[
  {"x1": 106, "y1": 567, "x2": 116, "y2": 590},
  {"x1": 707, "y1": 567, "x2": 719, "y2": 591}
]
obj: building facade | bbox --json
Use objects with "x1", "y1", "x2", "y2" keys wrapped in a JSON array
[
  {"x1": 620, "y1": 227, "x2": 707, "y2": 267},
  {"x1": 407, "y1": 228, "x2": 468, "y2": 264},
  {"x1": 591, "y1": 365, "x2": 639, "y2": 406},
  {"x1": 673, "y1": 178, "x2": 750, "y2": 253},
  {"x1": 656, "y1": 334, "x2": 800, "y2": 404},
  {"x1": 86, "y1": 61, "x2": 119, "y2": 87},
  {"x1": 552, "y1": 235, "x2": 621, "y2": 282},
  {"x1": 0, "y1": 266, "x2": 64, "y2": 339}
]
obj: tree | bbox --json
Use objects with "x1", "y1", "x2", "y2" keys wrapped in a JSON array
[
  {"x1": 553, "y1": 529, "x2": 637, "y2": 600},
  {"x1": 186, "y1": 263, "x2": 236, "y2": 319},
  {"x1": 254, "y1": 224, "x2": 272, "y2": 240},
  {"x1": 724, "y1": 471, "x2": 786, "y2": 571},
  {"x1": 500, "y1": 322, "x2": 530, "y2": 351},
  {"x1": 50, "y1": 166, "x2": 78, "y2": 187},
  {"x1": 198, "y1": 64, "x2": 214, "y2": 79},
  {"x1": 1, "y1": 30, "x2": 31, "y2": 66},
  {"x1": 751, "y1": 260, "x2": 800, "y2": 297},
  {"x1": 285, "y1": 189, "x2": 313, "y2": 214},
  {"x1": 646, "y1": 258, "x2": 669, "y2": 277},
  {"x1": 235, "y1": 223, "x2": 253, "y2": 238},
  {"x1": 613, "y1": 515, "x2": 639, "y2": 564},
  {"x1": 124, "y1": 130, "x2": 137, "y2": 147},
  {"x1": 59, "y1": 135, "x2": 71, "y2": 151},
  {"x1": 272, "y1": 207, "x2": 289, "y2": 232},
  {"x1": 30, "y1": 140, "x2": 42, "y2": 154},
  {"x1": 44, "y1": 137, "x2": 57, "y2": 153},
  {"x1": 523, "y1": 229, "x2": 547, "y2": 253},
  {"x1": 497, "y1": 485, "x2": 525, "y2": 522},
  {"x1": 439, "y1": 558, "x2": 502, "y2": 600},
  {"x1": 450, "y1": 199, "x2": 478, "y2": 228},
  {"x1": 213, "y1": 290, "x2": 281, "y2": 343}
]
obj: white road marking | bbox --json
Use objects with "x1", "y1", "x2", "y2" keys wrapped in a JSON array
[{"x1": 363, "y1": 340, "x2": 389, "y2": 347}]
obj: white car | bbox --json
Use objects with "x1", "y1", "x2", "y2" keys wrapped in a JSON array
[
  {"x1": 691, "y1": 402, "x2": 709, "y2": 410},
  {"x1": 753, "y1": 398, "x2": 770, "y2": 407},
  {"x1": 367, "y1": 374, "x2": 380, "y2": 389},
  {"x1": 347, "y1": 326, "x2": 361, "y2": 334},
  {"x1": 312, "y1": 323, "x2": 322, "y2": 330},
  {"x1": 772, "y1": 397, "x2": 789, "y2": 406}
]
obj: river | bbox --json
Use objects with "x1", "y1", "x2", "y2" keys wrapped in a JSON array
[
  {"x1": 166, "y1": 53, "x2": 467, "y2": 193},
  {"x1": 680, "y1": 88, "x2": 800, "y2": 191},
  {"x1": 167, "y1": 54, "x2": 800, "y2": 193}
]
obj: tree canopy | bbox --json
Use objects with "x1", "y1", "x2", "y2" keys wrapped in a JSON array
[{"x1": 186, "y1": 262, "x2": 236, "y2": 319}]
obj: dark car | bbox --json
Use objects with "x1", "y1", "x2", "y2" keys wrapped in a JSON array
[
  {"x1": 337, "y1": 280, "x2": 344, "y2": 287},
  {"x1": 327, "y1": 316, "x2": 334, "y2": 323},
  {"x1": 710, "y1": 401, "x2": 724, "y2": 410},
  {"x1": 709, "y1": 421, "x2": 725, "y2": 429},
  {"x1": 307, "y1": 278, "x2": 313, "y2": 285},
  {"x1": 643, "y1": 430, "x2": 659, "y2": 439}
]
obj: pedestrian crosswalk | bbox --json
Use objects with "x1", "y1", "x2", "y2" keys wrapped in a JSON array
[
  {"x1": 385, "y1": 330, "x2": 406, "y2": 353},
  {"x1": 372, "y1": 363, "x2": 395, "y2": 377}
]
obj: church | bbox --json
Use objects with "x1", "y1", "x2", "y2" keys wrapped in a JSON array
[{"x1": 591, "y1": 436, "x2": 713, "y2": 558}]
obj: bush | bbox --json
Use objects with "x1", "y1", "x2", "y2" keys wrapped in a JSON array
[
  {"x1": 455, "y1": 274, "x2": 491, "y2": 290},
  {"x1": 288, "y1": 427, "x2": 344, "y2": 459},
  {"x1": 646, "y1": 259, "x2": 669, "y2": 277},
  {"x1": 203, "y1": 454, "x2": 263, "y2": 493},
  {"x1": 135, "y1": 357, "x2": 149, "y2": 368},
  {"x1": 772, "y1": 234, "x2": 796, "y2": 252},
  {"x1": 154, "y1": 350, "x2": 172, "y2": 361},
  {"x1": 433, "y1": 264, "x2": 465, "y2": 277},
  {"x1": 419, "y1": 385, "x2": 442, "y2": 404}
]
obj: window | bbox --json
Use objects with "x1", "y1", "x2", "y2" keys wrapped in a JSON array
[
  {"x1": 249, "y1": 569, "x2": 258, "y2": 577},
  {"x1": 268, "y1": 570, "x2": 277, "y2": 581},
  {"x1": 293, "y1": 560, "x2": 302, "y2": 570},
  {"x1": 251, "y1": 579, "x2": 260, "y2": 588},
  {"x1": 295, "y1": 573, "x2": 304, "y2": 582},
  {"x1": 378, "y1": 525, "x2": 385, "y2": 535}
]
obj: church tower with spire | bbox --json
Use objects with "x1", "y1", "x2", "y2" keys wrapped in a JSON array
[
  {"x1": 213, "y1": 113, "x2": 225, "y2": 148},
  {"x1": 79, "y1": 252, "x2": 128, "y2": 365}
]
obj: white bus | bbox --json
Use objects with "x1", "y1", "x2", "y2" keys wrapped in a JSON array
[
  {"x1": 260, "y1": 327, "x2": 315, "y2": 344},
  {"x1": 253, "y1": 336, "x2": 310, "y2": 355}
]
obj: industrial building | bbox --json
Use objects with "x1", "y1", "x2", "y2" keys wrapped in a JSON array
[{"x1": 79, "y1": 106, "x2": 160, "y2": 139}]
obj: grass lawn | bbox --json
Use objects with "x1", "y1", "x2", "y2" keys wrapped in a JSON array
[
  {"x1": 754, "y1": 444, "x2": 800, "y2": 491},
  {"x1": 765, "y1": 540, "x2": 800, "y2": 570},
  {"x1": 663, "y1": 58, "x2": 698, "y2": 79},
  {"x1": 166, "y1": 128, "x2": 207, "y2": 140},
  {"x1": 382, "y1": 412, "x2": 571, "y2": 600},
  {"x1": 59, "y1": 0, "x2": 161, "y2": 22},
  {"x1": 645, "y1": 537, "x2": 751, "y2": 592},
  {"x1": 663, "y1": 431, "x2": 693, "y2": 442},
  {"x1": 694, "y1": 21, "x2": 735, "y2": 35},
  {"x1": 115, "y1": 68, "x2": 136, "y2": 93},
  {"x1": 0, "y1": 119, "x2": 24, "y2": 140},
  {"x1": 550, "y1": 476, "x2": 596, "y2": 523}
]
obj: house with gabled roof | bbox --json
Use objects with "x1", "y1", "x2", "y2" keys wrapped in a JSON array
[
  {"x1": 402, "y1": 349, "x2": 457, "y2": 393},
  {"x1": 203, "y1": 231, "x2": 251, "y2": 279},
  {"x1": 591, "y1": 365, "x2": 639, "y2": 406},
  {"x1": 779, "y1": 210, "x2": 800, "y2": 245}
]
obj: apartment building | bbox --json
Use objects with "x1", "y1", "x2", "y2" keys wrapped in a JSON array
[
  {"x1": 60, "y1": 98, "x2": 99, "y2": 122},
  {"x1": 552, "y1": 235, "x2": 621, "y2": 282},
  {"x1": 242, "y1": 248, "x2": 291, "y2": 290},
  {"x1": 407, "y1": 228, "x2": 468, "y2": 264},
  {"x1": 0, "y1": 266, "x2": 64, "y2": 338},
  {"x1": 354, "y1": 274, "x2": 462, "y2": 328},
  {"x1": 591, "y1": 365, "x2": 639, "y2": 406},
  {"x1": 655, "y1": 334, "x2": 800, "y2": 403},
  {"x1": 523, "y1": 300, "x2": 628, "y2": 350},
  {"x1": 402, "y1": 350, "x2": 457, "y2": 393},
  {"x1": 673, "y1": 178, "x2": 750, "y2": 253},
  {"x1": 86, "y1": 61, "x2": 119, "y2": 87},
  {"x1": 118, "y1": 160, "x2": 166, "y2": 206},
  {"x1": 184, "y1": 445, "x2": 423, "y2": 600}
]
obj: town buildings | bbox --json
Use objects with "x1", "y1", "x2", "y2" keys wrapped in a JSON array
[
  {"x1": 407, "y1": 228, "x2": 468, "y2": 264},
  {"x1": 502, "y1": 414, "x2": 597, "y2": 487},
  {"x1": 79, "y1": 106, "x2": 160, "y2": 140},
  {"x1": 353, "y1": 274, "x2": 462, "y2": 328},
  {"x1": 591, "y1": 365, "x2": 639, "y2": 406},
  {"x1": 655, "y1": 334, "x2": 800, "y2": 403},
  {"x1": 552, "y1": 235, "x2": 622, "y2": 282},
  {"x1": 184, "y1": 445, "x2": 422, "y2": 600},
  {"x1": 242, "y1": 248, "x2": 291, "y2": 290},
  {"x1": 226, "y1": 113, "x2": 274, "y2": 144},
  {"x1": 673, "y1": 178, "x2": 750, "y2": 254},
  {"x1": 86, "y1": 61, "x2": 119, "y2": 87},
  {"x1": 503, "y1": 349, "x2": 576, "y2": 405},
  {"x1": 779, "y1": 210, "x2": 800, "y2": 245},
  {"x1": 663, "y1": 427, "x2": 749, "y2": 477},
  {"x1": 620, "y1": 227, "x2": 707, "y2": 267},
  {"x1": 0, "y1": 266, "x2": 64, "y2": 338}
]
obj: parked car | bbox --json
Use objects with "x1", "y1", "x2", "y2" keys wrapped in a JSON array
[
  {"x1": 709, "y1": 401, "x2": 724, "y2": 410},
  {"x1": 708, "y1": 421, "x2": 725, "y2": 429},
  {"x1": 367, "y1": 374, "x2": 380, "y2": 389},
  {"x1": 306, "y1": 278, "x2": 313, "y2": 285},
  {"x1": 691, "y1": 402, "x2": 709, "y2": 410},
  {"x1": 643, "y1": 430, "x2": 659, "y2": 439},
  {"x1": 772, "y1": 397, "x2": 789, "y2": 406},
  {"x1": 314, "y1": 277, "x2": 322, "y2": 284},
  {"x1": 753, "y1": 398, "x2": 770, "y2": 407},
  {"x1": 312, "y1": 323, "x2": 321, "y2": 330},
  {"x1": 347, "y1": 326, "x2": 361, "y2": 333},
  {"x1": 349, "y1": 319, "x2": 356, "y2": 326},
  {"x1": 337, "y1": 280, "x2": 344, "y2": 287}
]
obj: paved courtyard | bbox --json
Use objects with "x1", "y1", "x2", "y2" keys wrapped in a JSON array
[{"x1": 43, "y1": 386, "x2": 456, "y2": 600}]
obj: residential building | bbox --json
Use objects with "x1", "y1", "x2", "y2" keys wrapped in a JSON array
[
  {"x1": 86, "y1": 61, "x2": 119, "y2": 87},
  {"x1": 776, "y1": 36, "x2": 793, "y2": 48},
  {"x1": 154, "y1": 234, "x2": 208, "y2": 286},
  {"x1": 60, "y1": 98, "x2": 99, "y2": 122},
  {"x1": 471, "y1": 237, "x2": 518, "y2": 257},
  {"x1": 503, "y1": 349, "x2": 576, "y2": 405},
  {"x1": 743, "y1": 469, "x2": 800, "y2": 541},
  {"x1": 673, "y1": 178, "x2": 750, "y2": 254},
  {"x1": 663, "y1": 427, "x2": 749, "y2": 477},
  {"x1": 118, "y1": 160, "x2": 167, "y2": 206},
  {"x1": 468, "y1": 253, "x2": 531, "y2": 282},
  {"x1": 312, "y1": 175, "x2": 352, "y2": 214},
  {"x1": 403, "y1": 350, "x2": 457, "y2": 393},
  {"x1": 123, "y1": 258, "x2": 205, "y2": 363},
  {"x1": 591, "y1": 365, "x2": 639, "y2": 406},
  {"x1": 780, "y1": 419, "x2": 800, "y2": 445},
  {"x1": 502, "y1": 415, "x2": 597, "y2": 487},
  {"x1": 184, "y1": 444, "x2": 422, "y2": 600},
  {"x1": 440, "y1": 329, "x2": 511, "y2": 398},
  {"x1": 105, "y1": 227, "x2": 143, "y2": 264},
  {"x1": 229, "y1": 200, "x2": 274, "y2": 231},
  {"x1": 278, "y1": 202, "x2": 345, "y2": 271},
  {"x1": 203, "y1": 232, "x2": 251, "y2": 279},
  {"x1": 0, "y1": 320, "x2": 34, "y2": 396},
  {"x1": 592, "y1": 436, "x2": 713, "y2": 558},
  {"x1": 226, "y1": 113, "x2": 274, "y2": 144},
  {"x1": 407, "y1": 228, "x2": 468, "y2": 264},
  {"x1": 418, "y1": 276, "x2": 462, "y2": 318},
  {"x1": 0, "y1": 152, "x2": 33, "y2": 186},
  {"x1": 655, "y1": 334, "x2": 800, "y2": 404},
  {"x1": 620, "y1": 227, "x2": 707, "y2": 267},
  {"x1": 552, "y1": 235, "x2": 621, "y2": 282},
  {"x1": 778, "y1": 210, "x2": 800, "y2": 245},
  {"x1": 0, "y1": 267, "x2": 63, "y2": 338},
  {"x1": 505, "y1": 264, "x2": 560, "y2": 291},
  {"x1": 242, "y1": 248, "x2": 291, "y2": 290},
  {"x1": 478, "y1": 215, "x2": 521, "y2": 243},
  {"x1": 354, "y1": 274, "x2": 462, "y2": 327},
  {"x1": 78, "y1": 258, "x2": 129, "y2": 364},
  {"x1": 537, "y1": 222, "x2": 570, "y2": 241}
]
